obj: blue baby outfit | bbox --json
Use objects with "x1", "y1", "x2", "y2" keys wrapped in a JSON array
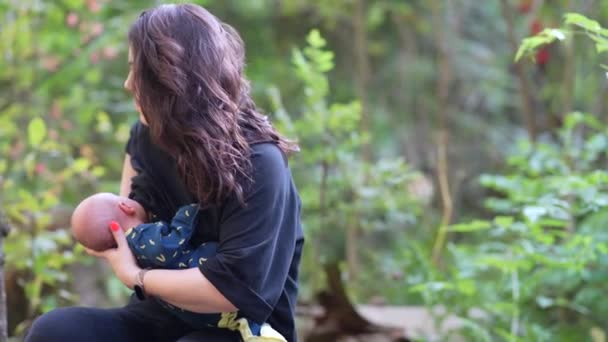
[
  {"x1": 127, "y1": 204, "x2": 214, "y2": 270},
  {"x1": 125, "y1": 204, "x2": 286, "y2": 341}
]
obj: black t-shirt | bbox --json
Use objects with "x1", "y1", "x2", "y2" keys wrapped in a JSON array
[{"x1": 126, "y1": 122, "x2": 304, "y2": 342}]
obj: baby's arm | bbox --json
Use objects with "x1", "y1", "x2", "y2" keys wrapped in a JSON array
[{"x1": 127, "y1": 204, "x2": 200, "y2": 268}]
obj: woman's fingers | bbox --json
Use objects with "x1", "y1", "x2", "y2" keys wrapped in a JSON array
[
  {"x1": 109, "y1": 221, "x2": 127, "y2": 248},
  {"x1": 85, "y1": 247, "x2": 106, "y2": 258}
]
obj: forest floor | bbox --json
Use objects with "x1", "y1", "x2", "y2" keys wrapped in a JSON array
[{"x1": 297, "y1": 304, "x2": 478, "y2": 341}]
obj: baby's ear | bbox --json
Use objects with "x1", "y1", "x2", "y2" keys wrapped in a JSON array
[{"x1": 118, "y1": 201, "x2": 136, "y2": 216}]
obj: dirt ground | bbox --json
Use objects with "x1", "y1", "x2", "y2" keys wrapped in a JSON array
[{"x1": 297, "y1": 304, "x2": 478, "y2": 341}]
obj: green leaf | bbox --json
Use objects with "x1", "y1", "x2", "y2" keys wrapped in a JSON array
[
  {"x1": 564, "y1": 13, "x2": 602, "y2": 32},
  {"x1": 91, "y1": 166, "x2": 105, "y2": 177},
  {"x1": 306, "y1": 29, "x2": 326, "y2": 49},
  {"x1": 63, "y1": 0, "x2": 85, "y2": 10},
  {"x1": 72, "y1": 158, "x2": 90, "y2": 173},
  {"x1": 536, "y1": 218, "x2": 568, "y2": 227},
  {"x1": 456, "y1": 278, "x2": 476, "y2": 296},
  {"x1": 449, "y1": 220, "x2": 492, "y2": 233},
  {"x1": 409, "y1": 281, "x2": 454, "y2": 294},
  {"x1": 494, "y1": 216, "x2": 514, "y2": 227},
  {"x1": 597, "y1": 44, "x2": 608, "y2": 54},
  {"x1": 28, "y1": 118, "x2": 47, "y2": 147},
  {"x1": 459, "y1": 318, "x2": 492, "y2": 342},
  {"x1": 84, "y1": 69, "x2": 102, "y2": 84},
  {"x1": 515, "y1": 33, "x2": 556, "y2": 62},
  {"x1": 563, "y1": 112, "x2": 602, "y2": 131}
]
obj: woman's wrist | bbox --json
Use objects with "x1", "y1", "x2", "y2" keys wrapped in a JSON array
[{"x1": 121, "y1": 264, "x2": 142, "y2": 289}]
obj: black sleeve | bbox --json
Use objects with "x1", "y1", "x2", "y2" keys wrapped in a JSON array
[{"x1": 198, "y1": 144, "x2": 297, "y2": 323}]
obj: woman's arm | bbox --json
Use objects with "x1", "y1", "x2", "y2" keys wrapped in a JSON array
[
  {"x1": 87, "y1": 223, "x2": 237, "y2": 313},
  {"x1": 144, "y1": 268, "x2": 238, "y2": 313},
  {"x1": 120, "y1": 154, "x2": 137, "y2": 197}
]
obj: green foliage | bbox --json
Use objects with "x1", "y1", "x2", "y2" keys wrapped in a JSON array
[
  {"x1": 515, "y1": 28, "x2": 567, "y2": 62},
  {"x1": 0, "y1": 0, "x2": 133, "y2": 334},
  {"x1": 269, "y1": 29, "x2": 423, "y2": 301},
  {"x1": 4, "y1": 1, "x2": 608, "y2": 340},
  {"x1": 413, "y1": 112, "x2": 608, "y2": 341},
  {"x1": 2, "y1": 3, "x2": 429, "y2": 334},
  {"x1": 408, "y1": 11, "x2": 608, "y2": 339},
  {"x1": 516, "y1": 13, "x2": 608, "y2": 61}
]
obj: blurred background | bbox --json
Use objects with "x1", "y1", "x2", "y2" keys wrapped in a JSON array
[{"x1": 3, "y1": 0, "x2": 608, "y2": 341}]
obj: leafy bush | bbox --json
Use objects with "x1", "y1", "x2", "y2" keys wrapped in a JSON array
[
  {"x1": 268, "y1": 30, "x2": 424, "y2": 302},
  {"x1": 0, "y1": 1, "x2": 133, "y2": 334},
  {"x1": 411, "y1": 13, "x2": 608, "y2": 341}
]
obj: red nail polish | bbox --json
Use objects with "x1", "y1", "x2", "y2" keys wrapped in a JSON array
[{"x1": 110, "y1": 221, "x2": 120, "y2": 232}]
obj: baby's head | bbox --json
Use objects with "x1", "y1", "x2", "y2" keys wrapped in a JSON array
[{"x1": 71, "y1": 192, "x2": 147, "y2": 251}]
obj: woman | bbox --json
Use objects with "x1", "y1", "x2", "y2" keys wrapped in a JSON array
[{"x1": 26, "y1": 4, "x2": 303, "y2": 342}]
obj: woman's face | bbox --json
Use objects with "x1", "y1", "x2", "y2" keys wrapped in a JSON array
[{"x1": 124, "y1": 46, "x2": 147, "y2": 125}]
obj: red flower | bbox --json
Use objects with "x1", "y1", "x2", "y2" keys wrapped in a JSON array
[
  {"x1": 518, "y1": 0, "x2": 532, "y2": 13},
  {"x1": 536, "y1": 47, "x2": 550, "y2": 65},
  {"x1": 87, "y1": 0, "x2": 101, "y2": 13},
  {"x1": 530, "y1": 19, "x2": 543, "y2": 34},
  {"x1": 66, "y1": 13, "x2": 79, "y2": 27},
  {"x1": 35, "y1": 163, "x2": 46, "y2": 175},
  {"x1": 102, "y1": 46, "x2": 118, "y2": 60}
]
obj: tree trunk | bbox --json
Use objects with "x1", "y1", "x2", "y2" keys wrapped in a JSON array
[
  {"x1": 305, "y1": 264, "x2": 409, "y2": 342},
  {"x1": 354, "y1": 0, "x2": 371, "y2": 162},
  {"x1": 348, "y1": 0, "x2": 371, "y2": 280},
  {"x1": 391, "y1": 12, "x2": 431, "y2": 171},
  {"x1": 0, "y1": 208, "x2": 10, "y2": 341},
  {"x1": 429, "y1": 0, "x2": 454, "y2": 265},
  {"x1": 500, "y1": 0, "x2": 538, "y2": 142},
  {"x1": 561, "y1": 0, "x2": 575, "y2": 121}
]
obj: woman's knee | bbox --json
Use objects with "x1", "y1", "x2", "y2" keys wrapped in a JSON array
[{"x1": 25, "y1": 307, "x2": 86, "y2": 342}]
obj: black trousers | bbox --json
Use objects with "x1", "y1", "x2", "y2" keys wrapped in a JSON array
[{"x1": 24, "y1": 296, "x2": 241, "y2": 342}]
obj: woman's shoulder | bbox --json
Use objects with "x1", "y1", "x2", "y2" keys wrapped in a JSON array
[
  {"x1": 215, "y1": 143, "x2": 295, "y2": 220},
  {"x1": 249, "y1": 143, "x2": 290, "y2": 179}
]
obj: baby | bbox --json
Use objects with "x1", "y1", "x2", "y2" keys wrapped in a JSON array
[{"x1": 71, "y1": 192, "x2": 285, "y2": 342}]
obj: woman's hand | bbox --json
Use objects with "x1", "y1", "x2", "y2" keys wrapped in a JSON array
[{"x1": 85, "y1": 221, "x2": 141, "y2": 289}]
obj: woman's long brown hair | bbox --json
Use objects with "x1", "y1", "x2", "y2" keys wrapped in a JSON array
[{"x1": 128, "y1": 4, "x2": 298, "y2": 205}]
